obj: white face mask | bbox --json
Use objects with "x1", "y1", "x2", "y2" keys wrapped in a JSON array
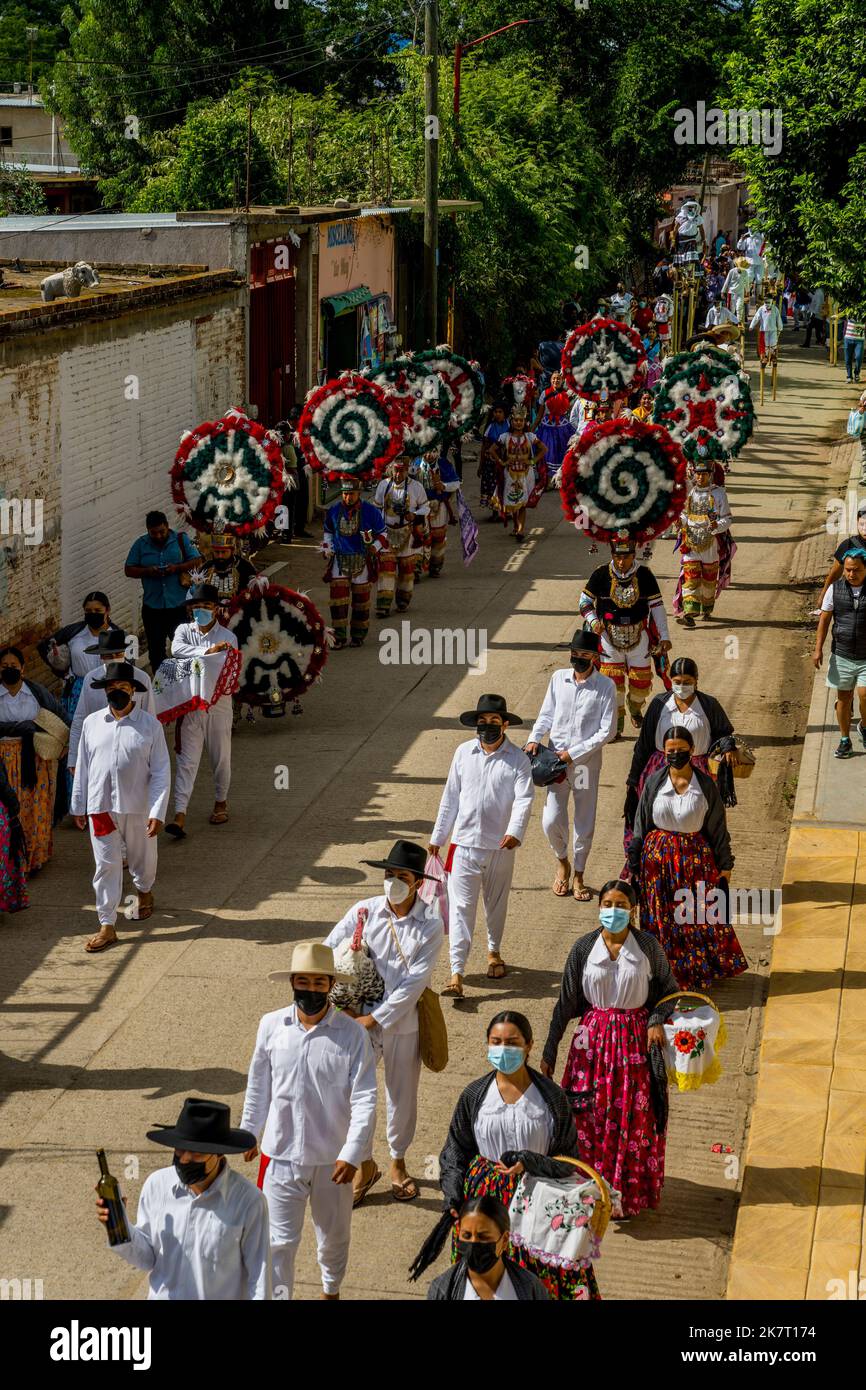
[
  {"x1": 672, "y1": 682, "x2": 696, "y2": 700},
  {"x1": 384, "y1": 876, "x2": 412, "y2": 906}
]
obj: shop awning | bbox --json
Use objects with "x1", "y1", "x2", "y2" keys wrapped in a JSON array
[{"x1": 322, "y1": 285, "x2": 373, "y2": 319}]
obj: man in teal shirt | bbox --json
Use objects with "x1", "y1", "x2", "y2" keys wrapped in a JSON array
[{"x1": 124, "y1": 511, "x2": 200, "y2": 669}]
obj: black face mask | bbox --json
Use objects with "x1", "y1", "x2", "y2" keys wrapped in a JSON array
[
  {"x1": 294, "y1": 988, "x2": 329, "y2": 1016},
  {"x1": 1, "y1": 666, "x2": 21, "y2": 686},
  {"x1": 106, "y1": 689, "x2": 132, "y2": 712},
  {"x1": 457, "y1": 1237, "x2": 501, "y2": 1274},
  {"x1": 174, "y1": 1155, "x2": 212, "y2": 1187},
  {"x1": 477, "y1": 724, "x2": 502, "y2": 745},
  {"x1": 85, "y1": 612, "x2": 105, "y2": 631},
  {"x1": 666, "y1": 749, "x2": 691, "y2": 769},
  {"x1": 571, "y1": 656, "x2": 592, "y2": 673}
]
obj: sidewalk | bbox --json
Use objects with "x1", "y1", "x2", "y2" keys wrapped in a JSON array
[{"x1": 727, "y1": 436, "x2": 866, "y2": 1301}]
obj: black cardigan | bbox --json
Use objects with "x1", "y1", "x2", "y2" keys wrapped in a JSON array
[
  {"x1": 627, "y1": 689, "x2": 734, "y2": 788},
  {"x1": 628, "y1": 763, "x2": 734, "y2": 876},
  {"x1": 427, "y1": 1256, "x2": 550, "y2": 1300},
  {"x1": 438, "y1": 1068, "x2": 579, "y2": 1213}
]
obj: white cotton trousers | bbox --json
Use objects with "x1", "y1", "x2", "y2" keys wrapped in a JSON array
[
  {"x1": 263, "y1": 1159, "x2": 354, "y2": 1299},
  {"x1": 172, "y1": 698, "x2": 233, "y2": 813},
  {"x1": 88, "y1": 814, "x2": 157, "y2": 926},
  {"x1": 364, "y1": 1025, "x2": 422, "y2": 1161},
  {"x1": 447, "y1": 844, "x2": 516, "y2": 975},
  {"x1": 541, "y1": 754, "x2": 602, "y2": 873}
]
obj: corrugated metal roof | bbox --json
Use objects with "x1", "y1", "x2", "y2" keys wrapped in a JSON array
[{"x1": 0, "y1": 212, "x2": 231, "y2": 231}]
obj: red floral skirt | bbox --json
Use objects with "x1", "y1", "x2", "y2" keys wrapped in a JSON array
[
  {"x1": 0, "y1": 802, "x2": 28, "y2": 912},
  {"x1": 638, "y1": 828, "x2": 747, "y2": 989},
  {"x1": 561, "y1": 1006, "x2": 664, "y2": 1218},
  {"x1": 452, "y1": 1154, "x2": 601, "y2": 1300}
]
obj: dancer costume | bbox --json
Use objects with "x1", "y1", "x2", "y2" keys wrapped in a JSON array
[
  {"x1": 534, "y1": 387, "x2": 576, "y2": 475},
  {"x1": 579, "y1": 544, "x2": 670, "y2": 735},
  {"x1": 374, "y1": 470, "x2": 430, "y2": 615},
  {"x1": 322, "y1": 492, "x2": 389, "y2": 647},
  {"x1": 674, "y1": 477, "x2": 734, "y2": 619}
]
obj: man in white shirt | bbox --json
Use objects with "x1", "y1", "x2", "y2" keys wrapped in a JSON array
[
  {"x1": 96, "y1": 1097, "x2": 270, "y2": 1300},
  {"x1": 609, "y1": 282, "x2": 633, "y2": 324},
  {"x1": 525, "y1": 631, "x2": 617, "y2": 902},
  {"x1": 429, "y1": 695, "x2": 534, "y2": 998},
  {"x1": 71, "y1": 661, "x2": 170, "y2": 953},
  {"x1": 165, "y1": 582, "x2": 238, "y2": 838},
  {"x1": 325, "y1": 840, "x2": 442, "y2": 1205},
  {"x1": 68, "y1": 628, "x2": 155, "y2": 773},
  {"x1": 749, "y1": 292, "x2": 783, "y2": 363},
  {"x1": 803, "y1": 287, "x2": 826, "y2": 347},
  {"x1": 705, "y1": 297, "x2": 737, "y2": 330},
  {"x1": 241, "y1": 942, "x2": 377, "y2": 1300},
  {"x1": 374, "y1": 456, "x2": 431, "y2": 616}
]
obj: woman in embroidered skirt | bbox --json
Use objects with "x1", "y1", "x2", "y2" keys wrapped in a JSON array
[
  {"x1": 623, "y1": 657, "x2": 737, "y2": 864},
  {"x1": 436, "y1": 1010, "x2": 600, "y2": 1299},
  {"x1": 478, "y1": 401, "x2": 509, "y2": 517},
  {"x1": 532, "y1": 371, "x2": 575, "y2": 480},
  {"x1": 627, "y1": 726, "x2": 747, "y2": 989},
  {"x1": 0, "y1": 760, "x2": 28, "y2": 912},
  {"x1": 0, "y1": 645, "x2": 69, "y2": 874},
  {"x1": 542, "y1": 880, "x2": 677, "y2": 1218}
]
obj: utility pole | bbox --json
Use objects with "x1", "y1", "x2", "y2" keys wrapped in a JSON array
[
  {"x1": 423, "y1": 0, "x2": 439, "y2": 347},
  {"x1": 244, "y1": 103, "x2": 253, "y2": 212}
]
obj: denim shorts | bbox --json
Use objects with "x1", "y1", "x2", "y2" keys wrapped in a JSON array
[{"x1": 827, "y1": 652, "x2": 866, "y2": 690}]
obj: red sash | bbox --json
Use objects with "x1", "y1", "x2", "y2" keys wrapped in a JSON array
[
  {"x1": 90, "y1": 813, "x2": 116, "y2": 837},
  {"x1": 256, "y1": 1153, "x2": 271, "y2": 1190}
]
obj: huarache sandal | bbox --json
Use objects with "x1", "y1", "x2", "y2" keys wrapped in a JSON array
[
  {"x1": 352, "y1": 1165, "x2": 381, "y2": 1209},
  {"x1": 85, "y1": 927, "x2": 118, "y2": 953},
  {"x1": 391, "y1": 1176, "x2": 419, "y2": 1202},
  {"x1": 442, "y1": 978, "x2": 464, "y2": 998},
  {"x1": 552, "y1": 864, "x2": 571, "y2": 896},
  {"x1": 136, "y1": 891, "x2": 154, "y2": 920},
  {"x1": 164, "y1": 815, "x2": 187, "y2": 840},
  {"x1": 209, "y1": 804, "x2": 229, "y2": 825},
  {"x1": 572, "y1": 881, "x2": 593, "y2": 902},
  {"x1": 487, "y1": 957, "x2": 507, "y2": 979}
]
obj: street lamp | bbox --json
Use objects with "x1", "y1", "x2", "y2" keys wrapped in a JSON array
[{"x1": 453, "y1": 19, "x2": 538, "y2": 148}]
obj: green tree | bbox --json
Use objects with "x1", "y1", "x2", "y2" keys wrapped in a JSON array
[
  {"x1": 725, "y1": 0, "x2": 866, "y2": 307},
  {"x1": 0, "y1": 163, "x2": 49, "y2": 214},
  {"x1": 0, "y1": 2, "x2": 65, "y2": 89}
]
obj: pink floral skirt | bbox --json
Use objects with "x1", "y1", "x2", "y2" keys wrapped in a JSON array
[{"x1": 561, "y1": 1005, "x2": 665, "y2": 1218}]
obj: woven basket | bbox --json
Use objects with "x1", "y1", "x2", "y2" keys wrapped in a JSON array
[{"x1": 708, "y1": 737, "x2": 755, "y2": 780}]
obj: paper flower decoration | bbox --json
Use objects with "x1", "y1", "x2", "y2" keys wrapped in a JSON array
[
  {"x1": 408, "y1": 346, "x2": 484, "y2": 435},
  {"x1": 361, "y1": 359, "x2": 450, "y2": 453},
  {"x1": 171, "y1": 408, "x2": 284, "y2": 536},
  {"x1": 226, "y1": 583, "x2": 328, "y2": 707},
  {"x1": 652, "y1": 346, "x2": 755, "y2": 461},
  {"x1": 561, "y1": 319, "x2": 647, "y2": 401},
  {"x1": 559, "y1": 417, "x2": 687, "y2": 543},
  {"x1": 298, "y1": 371, "x2": 404, "y2": 480}
]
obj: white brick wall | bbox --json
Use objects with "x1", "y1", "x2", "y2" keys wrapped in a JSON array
[{"x1": 0, "y1": 298, "x2": 247, "y2": 654}]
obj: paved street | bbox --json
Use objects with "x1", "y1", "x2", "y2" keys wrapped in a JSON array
[{"x1": 0, "y1": 342, "x2": 850, "y2": 1300}]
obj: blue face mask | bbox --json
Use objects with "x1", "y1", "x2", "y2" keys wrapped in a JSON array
[
  {"x1": 193, "y1": 608, "x2": 213, "y2": 627},
  {"x1": 488, "y1": 1044, "x2": 526, "y2": 1074},
  {"x1": 599, "y1": 906, "x2": 631, "y2": 934}
]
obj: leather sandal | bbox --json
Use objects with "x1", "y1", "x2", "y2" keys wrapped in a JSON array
[{"x1": 85, "y1": 927, "x2": 118, "y2": 953}]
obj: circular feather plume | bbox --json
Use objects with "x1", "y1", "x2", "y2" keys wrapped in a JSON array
[
  {"x1": 298, "y1": 372, "x2": 404, "y2": 480},
  {"x1": 652, "y1": 346, "x2": 755, "y2": 461},
  {"x1": 171, "y1": 408, "x2": 284, "y2": 536},
  {"x1": 561, "y1": 318, "x2": 648, "y2": 402},
  {"x1": 407, "y1": 346, "x2": 484, "y2": 435},
  {"x1": 559, "y1": 417, "x2": 687, "y2": 543},
  {"x1": 361, "y1": 359, "x2": 450, "y2": 452},
  {"x1": 226, "y1": 584, "x2": 328, "y2": 707}
]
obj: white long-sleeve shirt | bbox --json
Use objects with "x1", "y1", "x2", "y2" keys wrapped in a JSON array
[
  {"x1": 111, "y1": 1162, "x2": 271, "y2": 1300},
  {"x1": 70, "y1": 703, "x2": 170, "y2": 820},
  {"x1": 528, "y1": 668, "x2": 618, "y2": 763},
  {"x1": 171, "y1": 620, "x2": 238, "y2": 660},
  {"x1": 374, "y1": 477, "x2": 430, "y2": 527},
  {"x1": 325, "y1": 894, "x2": 443, "y2": 1035},
  {"x1": 705, "y1": 304, "x2": 736, "y2": 328},
  {"x1": 431, "y1": 737, "x2": 534, "y2": 850},
  {"x1": 69, "y1": 665, "x2": 154, "y2": 767},
  {"x1": 241, "y1": 1003, "x2": 377, "y2": 1168},
  {"x1": 748, "y1": 302, "x2": 783, "y2": 347}
]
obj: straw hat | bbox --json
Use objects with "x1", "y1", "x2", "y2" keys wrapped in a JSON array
[{"x1": 268, "y1": 940, "x2": 351, "y2": 985}]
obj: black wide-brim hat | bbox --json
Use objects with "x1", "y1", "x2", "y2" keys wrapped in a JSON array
[
  {"x1": 84, "y1": 626, "x2": 130, "y2": 656},
  {"x1": 186, "y1": 582, "x2": 220, "y2": 605},
  {"x1": 90, "y1": 660, "x2": 147, "y2": 691},
  {"x1": 146, "y1": 1097, "x2": 255, "y2": 1155},
  {"x1": 361, "y1": 838, "x2": 435, "y2": 880},
  {"x1": 569, "y1": 629, "x2": 600, "y2": 654},
  {"x1": 458, "y1": 692, "x2": 523, "y2": 727}
]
